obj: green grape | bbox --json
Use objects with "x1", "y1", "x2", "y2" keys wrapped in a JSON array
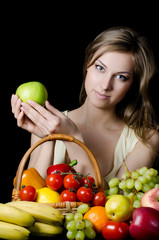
[
  {"x1": 142, "y1": 183, "x2": 151, "y2": 193},
  {"x1": 154, "y1": 169, "x2": 158, "y2": 176},
  {"x1": 65, "y1": 213, "x2": 74, "y2": 222},
  {"x1": 136, "y1": 192, "x2": 144, "y2": 200},
  {"x1": 147, "y1": 181, "x2": 155, "y2": 189},
  {"x1": 155, "y1": 183, "x2": 159, "y2": 188},
  {"x1": 76, "y1": 220, "x2": 85, "y2": 230},
  {"x1": 66, "y1": 220, "x2": 77, "y2": 231},
  {"x1": 108, "y1": 177, "x2": 119, "y2": 188},
  {"x1": 108, "y1": 186, "x2": 119, "y2": 195},
  {"x1": 151, "y1": 176, "x2": 158, "y2": 184},
  {"x1": 74, "y1": 212, "x2": 83, "y2": 222},
  {"x1": 123, "y1": 188, "x2": 132, "y2": 196},
  {"x1": 133, "y1": 200, "x2": 141, "y2": 208},
  {"x1": 137, "y1": 175, "x2": 147, "y2": 184},
  {"x1": 75, "y1": 230, "x2": 85, "y2": 240},
  {"x1": 134, "y1": 180, "x2": 143, "y2": 191},
  {"x1": 85, "y1": 227, "x2": 96, "y2": 239},
  {"x1": 146, "y1": 168, "x2": 157, "y2": 176},
  {"x1": 138, "y1": 166, "x2": 148, "y2": 175},
  {"x1": 77, "y1": 204, "x2": 90, "y2": 214},
  {"x1": 84, "y1": 219, "x2": 93, "y2": 228},
  {"x1": 144, "y1": 172, "x2": 152, "y2": 181},
  {"x1": 66, "y1": 230, "x2": 78, "y2": 240},
  {"x1": 119, "y1": 180, "x2": 127, "y2": 189},
  {"x1": 126, "y1": 179, "x2": 135, "y2": 189},
  {"x1": 121, "y1": 172, "x2": 130, "y2": 180},
  {"x1": 131, "y1": 171, "x2": 140, "y2": 179}
]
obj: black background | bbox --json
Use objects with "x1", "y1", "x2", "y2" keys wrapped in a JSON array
[{"x1": 2, "y1": 2, "x2": 159, "y2": 204}]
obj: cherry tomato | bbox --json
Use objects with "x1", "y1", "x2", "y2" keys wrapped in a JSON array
[
  {"x1": 20, "y1": 185, "x2": 37, "y2": 201},
  {"x1": 63, "y1": 174, "x2": 81, "y2": 190},
  {"x1": 81, "y1": 175, "x2": 95, "y2": 188},
  {"x1": 92, "y1": 191, "x2": 107, "y2": 206},
  {"x1": 46, "y1": 173, "x2": 63, "y2": 191},
  {"x1": 60, "y1": 189, "x2": 77, "y2": 202},
  {"x1": 102, "y1": 221, "x2": 129, "y2": 240},
  {"x1": 76, "y1": 187, "x2": 94, "y2": 203}
]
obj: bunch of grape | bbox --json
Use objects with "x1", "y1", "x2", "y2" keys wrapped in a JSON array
[
  {"x1": 64, "y1": 203, "x2": 96, "y2": 240},
  {"x1": 106, "y1": 166, "x2": 159, "y2": 208}
]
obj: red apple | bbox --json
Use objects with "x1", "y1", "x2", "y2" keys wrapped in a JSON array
[
  {"x1": 140, "y1": 187, "x2": 159, "y2": 211},
  {"x1": 129, "y1": 207, "x2": 159, "y2": 239}
]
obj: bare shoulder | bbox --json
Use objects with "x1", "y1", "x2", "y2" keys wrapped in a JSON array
[{"x1": 147, "y1": 130, "x2": 159, "y2": 151}]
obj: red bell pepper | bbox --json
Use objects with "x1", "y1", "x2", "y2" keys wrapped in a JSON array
[{"x1": 46, "y1": 159, "x2": 77, "y2": 176}]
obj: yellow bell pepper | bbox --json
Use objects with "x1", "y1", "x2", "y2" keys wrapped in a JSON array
[{"x1": 13, "y1": 167, "x2": 46, "y2": 190}]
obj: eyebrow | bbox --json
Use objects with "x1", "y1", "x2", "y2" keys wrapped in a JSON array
[{"x1": 97, "y1": 59, "x2": 133, "y2": 76}]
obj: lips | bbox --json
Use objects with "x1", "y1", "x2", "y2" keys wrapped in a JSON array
[{"x1": 94, "y1": 90, "x2": 110, "y2": 100}]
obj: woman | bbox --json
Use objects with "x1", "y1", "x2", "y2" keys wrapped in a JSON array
[{"x1": 11, "y1": 26, "x2": 159, "y2": 188}]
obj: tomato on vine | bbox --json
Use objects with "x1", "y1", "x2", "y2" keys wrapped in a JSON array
[
  {"x1": 60, "y1": 189, "x2": 77, "y2": 202},
  {"x1": 76, "y1": 186, "x2": 94, "y2": 203},
  {"x1": 81, "y1": 175, "x2": 95, "y2": 188},
  {"x1": 46, "y1": 173, "x2": 63, "y2": 191},
  {"x1": 63, "y1": 174, "x2": 81, "y2": 190},
  {"x1": 92, "y1": 191, "x2": 107, "y2": 206},
  {"x1": 20, "y1": 185, "x2": 37, "y2": 201}
]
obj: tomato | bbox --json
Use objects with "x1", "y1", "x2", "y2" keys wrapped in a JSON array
[
  {"x1": 46, "y1": 173, "x2": 63, "y2": 191},
  {"x1": 20, "y1": 185, "x2": 37, "y2": 201},
  {"x1": 92, "y1": 191, "x2": 107, "y2": 206},
  {"x1": 81, "y1": 175, "x2": 95, "y2": 188},
  {"x1": 102, "y1": 221, "x2": 129, "y2": 240},
  {"x1": 63, "y1": 174, "x2": 81, "y2": 190},
  {"x1": 76, "y1": 187, "x2": 94, "y2": 203},
  {"x1": 60, "y1": 189, "x2": 77, "y2": 202}
]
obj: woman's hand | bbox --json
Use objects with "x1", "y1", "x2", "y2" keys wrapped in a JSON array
[{"x1": 11, "y1": 94, "x2": 79, "y2": 138}]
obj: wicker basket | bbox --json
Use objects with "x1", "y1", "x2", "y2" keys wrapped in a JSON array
[{"x1": 12, "y1": 134, "x2": 102, "y2": 214}]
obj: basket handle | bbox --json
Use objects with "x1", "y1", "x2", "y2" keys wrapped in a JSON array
[{"x1": 14, "y1": 134, "x2": 102, "y2": 192}]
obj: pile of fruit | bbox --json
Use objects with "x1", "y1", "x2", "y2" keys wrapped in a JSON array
[
  {"x1": 106, "y1": 164, "x2": 159, "y2": 208},
  {"x1": 1, "y1": 159, "x2": 158, "y2": 239},
  {"x1": 17, "y1": 160, "x2": 107, "y2": 207}
]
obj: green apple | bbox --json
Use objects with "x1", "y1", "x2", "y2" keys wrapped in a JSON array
[
  {"x1": 105, "y1": 194, "x2": 133, "y2": 222},
  {"x1": 16, "y1": 81, "x2": 48, "y2": 106}
]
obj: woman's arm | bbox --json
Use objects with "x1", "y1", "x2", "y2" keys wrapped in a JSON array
[
  {"x1": 27, "y1": 134, "x2": 55, "y2": 179},
  {"x1": 117, "y1": 130, "x2": 159, "y2": 179}
]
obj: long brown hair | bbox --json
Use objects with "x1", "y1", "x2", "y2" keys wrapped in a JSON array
[{"x1": 79, "y1": 26, "x2": 159, "y2": 144}]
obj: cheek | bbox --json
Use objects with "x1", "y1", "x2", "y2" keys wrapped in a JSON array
[
  {"x1": 84, "y1": 71, "x2": 96, "y2": 93},
  {"x1": 115, "y1": 83, "x2": 132, "y2": 101}
]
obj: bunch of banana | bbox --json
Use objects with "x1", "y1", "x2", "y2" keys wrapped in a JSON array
[
  {"x1": 5, "y1": 200, "x2": 64, "y2": 237},
  {"x1": 0, "y1": 221, "x2": 30, "y2": 240},
  {"x1": 6, "y1": 200, "x2": 64, "y2": 225},
  {"x1": 0, "y1": 203, "x2": 34, "y2": 239},
  {"x1": 28, "y1": 221, "x2": 63, "y2": 237}
]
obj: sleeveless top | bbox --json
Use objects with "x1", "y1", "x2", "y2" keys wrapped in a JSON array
[{"x1": 54, "y1": 110, "x2": 139, "y2": 182}]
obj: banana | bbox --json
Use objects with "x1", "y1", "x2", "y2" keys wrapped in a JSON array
[
  {"x1": 0, "y1": 203, "x2": 35, "y2": 227},
  {"x1": 28, "y1": 221, "x2": 63, "y2": 237},
  {"x1": 0, "y1": 220, "x2": 30, "y2": 240},
  {"x1": 7, "y1": 201, "x2": 64, "y2": 225}
]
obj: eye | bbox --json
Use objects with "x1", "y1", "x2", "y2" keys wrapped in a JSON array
[
  {"x1": 95, "y1": 64, "x2": 105, "y2": 72},
  {"x1": 116, "y1": 74, "x2": 128, "y2": 81}
]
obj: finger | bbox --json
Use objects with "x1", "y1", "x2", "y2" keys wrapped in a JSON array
[
  {"x1": 11, "y1": 94, "x2": 22, "y2": 118},
  {"x1": 27, "y1": 100, "x2": 54, "y2": 119},
  {"x1": 17, "y1": 110, "x2": 25, "y2": 127},
  {"x1": 21, "y1": 102, "x2": 53, "y2": 134},
  {"x1": 45, "y1": 100, "x2": 65, "y2": 117},
  {"x1": 27, "y1": 100, "x2": 62, "y2": 124}
]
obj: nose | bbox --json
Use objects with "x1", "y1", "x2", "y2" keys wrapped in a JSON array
[{"x1": 101, "y1": 75, "x2": 113, "y2": 91}]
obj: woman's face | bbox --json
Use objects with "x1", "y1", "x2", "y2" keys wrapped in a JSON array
[{"x1": 85, "y1": 51, "x2": 134, "y2": 110}]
